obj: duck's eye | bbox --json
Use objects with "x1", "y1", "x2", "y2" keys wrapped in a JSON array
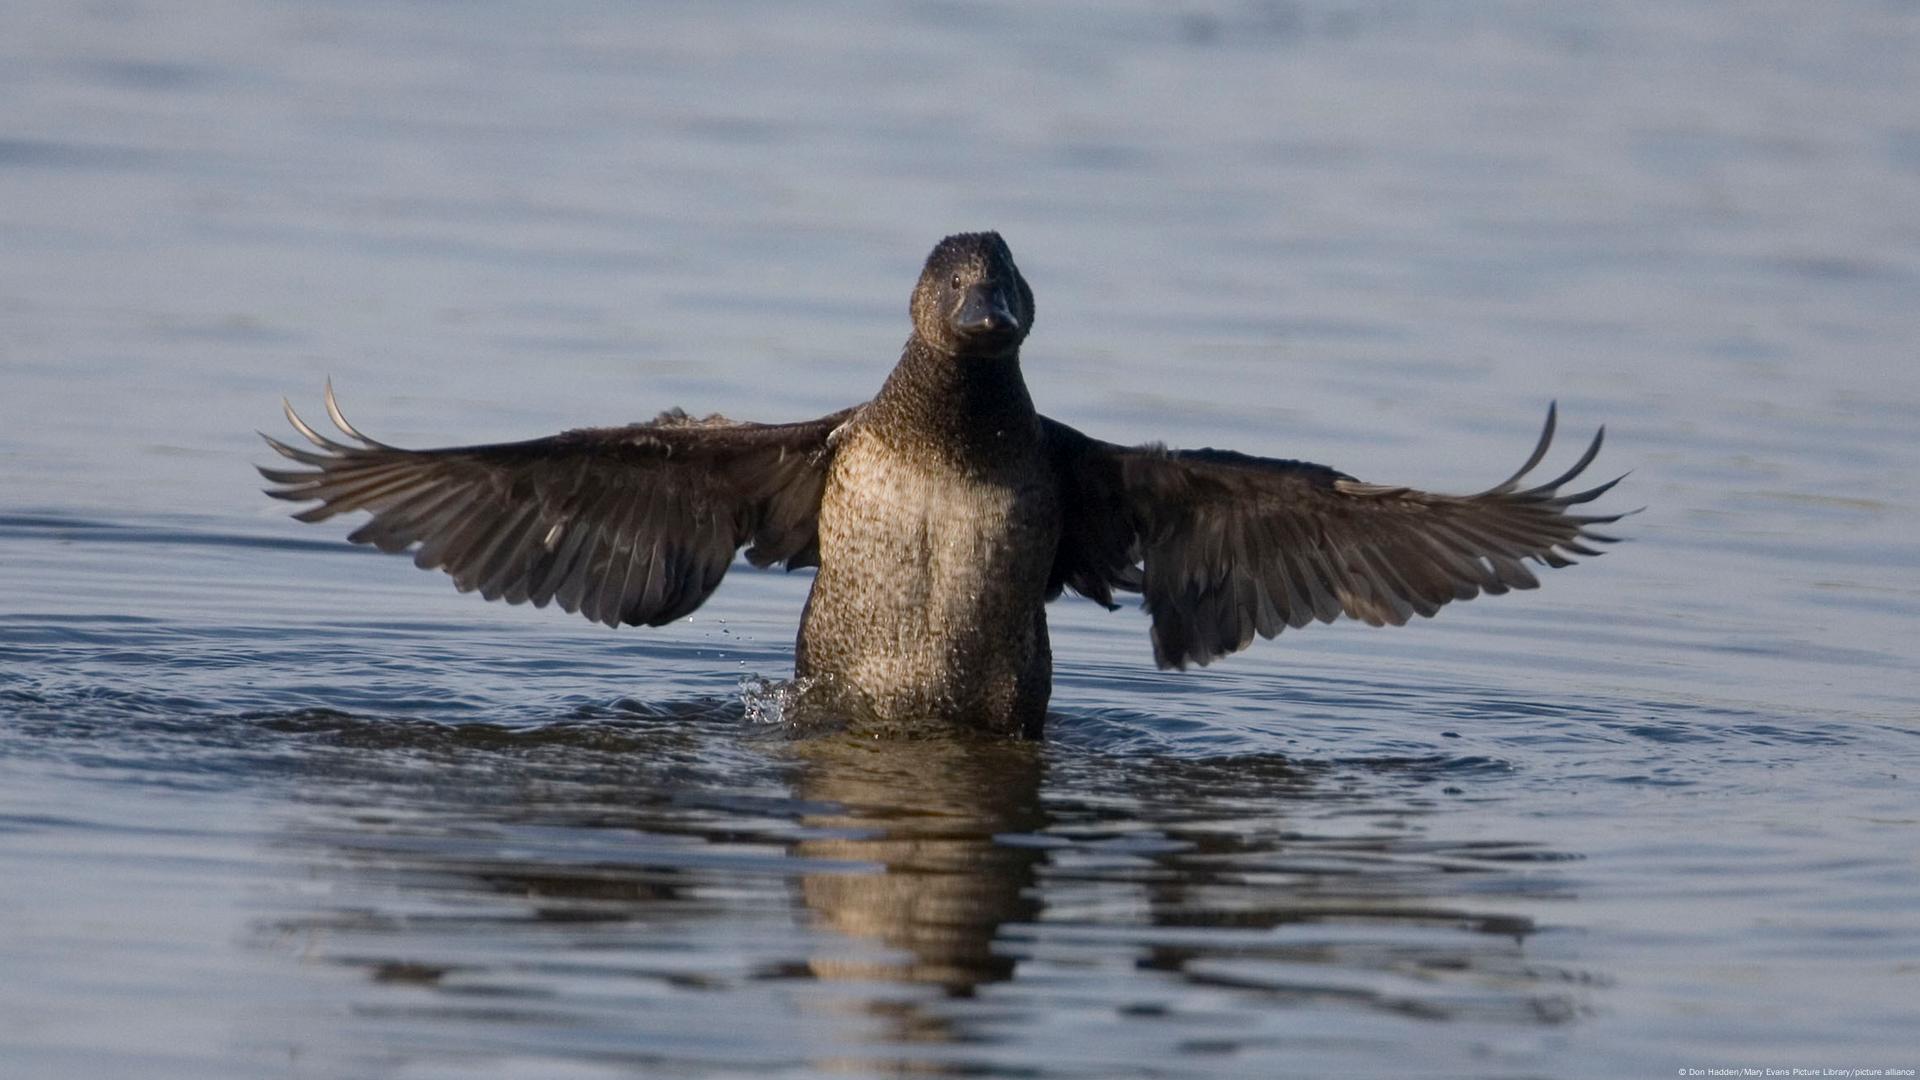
[{"x1": 949, "y1": 273, "x2": 962, "y2": 290}]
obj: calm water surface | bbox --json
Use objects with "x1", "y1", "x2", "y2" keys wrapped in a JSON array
[{"x1": 3, "y1": 2, "x2": 1918, "y2": 1077}]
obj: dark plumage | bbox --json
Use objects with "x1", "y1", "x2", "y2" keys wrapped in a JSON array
[{"x1": 261, "y1": 231, "x2": 1626, "y2": 737}]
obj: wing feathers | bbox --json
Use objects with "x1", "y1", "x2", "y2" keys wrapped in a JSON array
[
  {"x1": 1481, "y1": 401, "x2": 1557, "y2": 495},
  {"x1": 260, "y1": 387, "x2": 852, "y2": 630},
  {"x1": 1044, "y1": 408, "x2": 1627, "y2": 669}
]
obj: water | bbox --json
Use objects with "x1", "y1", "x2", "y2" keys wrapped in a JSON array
[{"x1": 3, "y1": 2, "x2": 1919, "y2": 1076}]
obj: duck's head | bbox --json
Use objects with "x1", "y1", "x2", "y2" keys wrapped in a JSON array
[{"x1": 910, "y1": 231, "x2": 1034, "y2": 357}]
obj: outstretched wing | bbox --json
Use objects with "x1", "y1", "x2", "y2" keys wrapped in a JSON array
[
  {"x1": 260, "y1": 383, "x2": 857, "y2": 628},
  {"x1": 1043, "y1": 405, "x2": 1628, "y2": 669}
]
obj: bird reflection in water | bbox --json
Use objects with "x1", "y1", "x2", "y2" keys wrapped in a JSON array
[
  {"x1": 255, "y1": 707, "x2": 1597, "y2": 1073},
  {"x1": 786, "y1": 734, "x2": 1046, "y2": 996}
]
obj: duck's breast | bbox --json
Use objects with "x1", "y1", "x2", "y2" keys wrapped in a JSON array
[{"x1": 798, "y1": 429, "x2": 1059, "y2": 724}]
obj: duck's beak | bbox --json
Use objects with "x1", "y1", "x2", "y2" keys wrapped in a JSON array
[{"x1": 953, "y1": 284, "x2": 1020, "y2": 337}]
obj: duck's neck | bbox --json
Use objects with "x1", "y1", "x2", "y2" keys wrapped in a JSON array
[{"x1": 871, "y1": 336, "x2": 1038, "y2": 467}]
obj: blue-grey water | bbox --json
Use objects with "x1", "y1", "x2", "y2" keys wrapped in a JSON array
[{"x1": 3, "y1": 2, "x2": 1919, "y2": 1077}]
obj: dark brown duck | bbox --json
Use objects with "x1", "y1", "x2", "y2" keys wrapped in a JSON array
[{"x1": 261, "y1": 231, "x2": 1626, "y2": 737}]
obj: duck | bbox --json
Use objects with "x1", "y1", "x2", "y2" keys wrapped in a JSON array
[{"x1": 260, "y1": 231, "x2": 1625, "y2": 737}]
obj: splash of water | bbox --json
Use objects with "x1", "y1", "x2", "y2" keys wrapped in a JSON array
[{"x1": 737, "y1": 673, "x2": 818, "y2": 728}]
